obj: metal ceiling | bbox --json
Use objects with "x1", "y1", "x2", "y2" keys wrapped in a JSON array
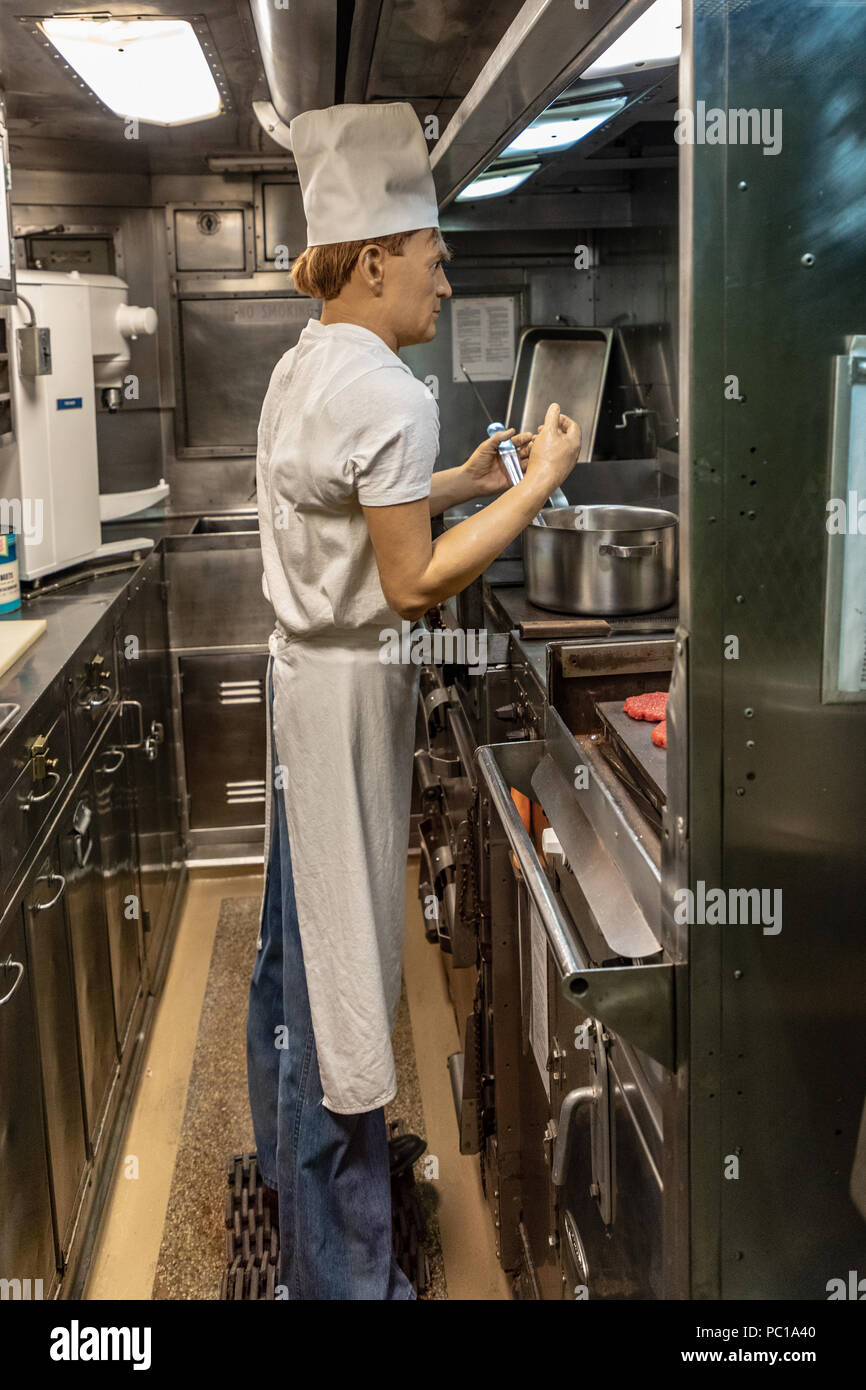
[
  {"x1": 0, "y1": 0, "x2": 527, "y2": 173},
  {"x1": 0, "y1": 0, "x2": 679, "y2": 229}
]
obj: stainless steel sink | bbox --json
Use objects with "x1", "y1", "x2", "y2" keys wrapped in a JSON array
[{"x1": 192, "y1": 514, "x2": 259, "y2": 534}]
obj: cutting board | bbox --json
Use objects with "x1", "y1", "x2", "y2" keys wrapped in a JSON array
[{"x1": 0, "y1": 618, "x2": 47, "y2": 677}]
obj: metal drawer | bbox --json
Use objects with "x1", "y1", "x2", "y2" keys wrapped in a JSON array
[
  {"x1": 0, "y1": 702, "x2": 71, "y2": 897},
  {"x1": 67, "y1": 620, "x2": 120, "y2": 766}
]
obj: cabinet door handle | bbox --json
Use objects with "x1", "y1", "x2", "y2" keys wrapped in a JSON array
[
  {"x1": 73, "y1": 831, "x2": 93, "y2": 869},
  {"x1": 29, "y1": 873, "x2": 66, "y2": 912},
  {"x1": 0, "y1": 956, "x2": 24, "y2": 1006},
  {"x1": 119, "y1": 699, "x2": 145, "y2": 749},
  {"x1": 20, "y1": 769, "x2": 61, "y2": 809},
  {"x1": 77, "y1": 683, "x2": 112, "y2": 709},
  {"x1": 99, "y1": 747, "x2": 125, "y2": 774}
]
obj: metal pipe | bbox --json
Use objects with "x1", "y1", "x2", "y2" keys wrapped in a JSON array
[
  {"x1": 249, "y1": 0, "x2": 337, "y2": 125},
  {"x1": 475, "y1": 744, "x2": 587, "y2": 980}
]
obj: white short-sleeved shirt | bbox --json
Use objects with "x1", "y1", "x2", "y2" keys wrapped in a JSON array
[{"x1": 257, "y1": 318, "x2": 438, "y2": 637}]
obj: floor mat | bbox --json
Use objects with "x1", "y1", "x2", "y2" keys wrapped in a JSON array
[{"x1": 152, "y1": 894, "x2": 445, "y2": 1300}]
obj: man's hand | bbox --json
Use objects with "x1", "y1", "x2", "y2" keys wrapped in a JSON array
[{"x1": 462, "y1": 428, "x2": 536, "y2": 497}]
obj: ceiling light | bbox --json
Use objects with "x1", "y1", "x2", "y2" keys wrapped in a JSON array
[
  {"x1": 580, "y1": 0, "x2": 682, "y2": 79},
  {"x1": 39, "y1": 17, "x2": 224, "y2": 126},
  {"x1": 456, "y1": 164, "x2": 541, "y2": 201},
  {"x1": 501, "y1": 98, "x2": 627, "y2": 155}
]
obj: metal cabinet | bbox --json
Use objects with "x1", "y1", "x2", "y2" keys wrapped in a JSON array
[
  {"x1": 179, "y1": 652, "x2": 267, "y2": 832},
  {"x1": 119, "y1": 550, "x2": 182, "y2": 983},
  {"x1": 58, "y1": 774, "x2": 119, "y2": 1147},
  {"x1": 92, "y1": 709, "x2": 143, "y2": 1055},
  {"x1": 0, "y1": 698, "x2": 70, "y2": 901},
  {"x1": 23, "y1": 844, "x2": 89, "y2": 1265},
  {"x1": 0, "y1": 550, "x2": 184, "y2": 1298},
  {"x1": 0, "y1": 904, "x2": 58, "y2": 1292}
]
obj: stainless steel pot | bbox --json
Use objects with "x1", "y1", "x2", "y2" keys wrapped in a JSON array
[{"x1": 524, "y1": 504, "x2": 678, "y2": 616}]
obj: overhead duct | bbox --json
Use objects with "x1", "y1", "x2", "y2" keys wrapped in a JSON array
[
  {"x1": 249, "y1": 0, "x2": 338, "y2": 138},
  {"x1": 431, "y1": 0, "x2": 658, "y2": 208}
]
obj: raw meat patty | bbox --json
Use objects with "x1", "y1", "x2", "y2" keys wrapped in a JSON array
[
  {"x1": 651, "y1": 720, "x2": 667, "y2": 749},
  {"x1": 624, "y1": 691, "x2": 668, "y2": 722}
]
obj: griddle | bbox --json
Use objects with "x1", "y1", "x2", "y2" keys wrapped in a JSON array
[{"x1": 596, "y1": 698, "x2": 668, "y2": 811}]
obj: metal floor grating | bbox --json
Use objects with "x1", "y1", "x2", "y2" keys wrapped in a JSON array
[{"x1": 220, "y1": 1126, "x2": 431, "y2": 1300}]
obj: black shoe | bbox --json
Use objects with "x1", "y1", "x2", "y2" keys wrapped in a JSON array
[{"x1": 389, "y1": 1132, "x2": 427, "y2": 1178}]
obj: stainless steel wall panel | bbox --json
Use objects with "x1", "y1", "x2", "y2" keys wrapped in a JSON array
[
  {"x1": 681, "y1": 0, "x2": 866, "y2": 1298},
  {"x1": 175, "y1": 296, "x2": 317, "y2": 453},
  {"x1": 257, "y1": 180, "x2": 308, "y2": 265},
  {"x1": 165, "y1": 536, "x2": 273, "y2": 650}
]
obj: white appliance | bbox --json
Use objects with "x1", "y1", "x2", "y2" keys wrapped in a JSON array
[{"x1": 0, "y1": 269, "x2": 166, "y2": 580}]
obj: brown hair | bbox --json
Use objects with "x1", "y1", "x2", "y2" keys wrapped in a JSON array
[{"x1": 291, "y1": 228, "x2": 449, "y2": 301}]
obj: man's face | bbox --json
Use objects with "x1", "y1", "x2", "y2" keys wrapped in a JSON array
[{"x1": 380, "y1": 229, "x2": 452, "y2": 348}]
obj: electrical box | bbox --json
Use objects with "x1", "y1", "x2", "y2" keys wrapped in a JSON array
[{"x1": 16, "y1": 325, "x2": 52, "y2": 376}]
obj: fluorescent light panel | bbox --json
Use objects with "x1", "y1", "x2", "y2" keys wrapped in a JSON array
[
  {"x1": 453, "y1": 164, "x2": 542, "y2": 202},
  {"x1": 501, "y1": 98, "x2": 627, "y2": 155},
  {"x1": 40, "y1": 17, "x2": 223, "y2": 126},
  {"x1": 580, "y1": 0, "x2": 682, "y2": 79},
  {"x1": 456, "y1": 164, "x2": 541, "y2": 201}
]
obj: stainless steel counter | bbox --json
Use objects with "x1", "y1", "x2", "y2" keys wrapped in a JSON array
[
  {"x1": 0, "y1": 510, "x2": 263, "y2": 745},
  {"x1": 1, "y1": 573, "x2": 141, "y2": 743}
]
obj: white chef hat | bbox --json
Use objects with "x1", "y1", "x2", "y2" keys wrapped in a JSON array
[{"x1": 289, "y1": 102, "x2": 439, "y2": 247}]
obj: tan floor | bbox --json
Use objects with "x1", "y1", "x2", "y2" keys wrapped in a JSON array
[
  {"x1": 86, "y1": 862, "x2": 510, "y2": 1300},
  {"x1": 86, "y1": 870, "x2": 261, "y2": 1300},
  {"x1": 402, "y1": 864, "x2": 510, "y2": 1300}
]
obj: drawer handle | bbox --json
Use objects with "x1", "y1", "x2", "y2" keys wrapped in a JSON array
[
  {"x1": 119, "y1": 699, "x2": 145, "y2": 749},
  {"x1": 77, "y1": 682, "x2": 112, "y2": 709},
  {"x1": 20, "y1": 768, "x2": 60, "y2": 809},
  {"x1": 0, "y1": 956, "x2": 24, "y2": 1006},
  {"x1": 29, "y1": 873, "x2": 66, "y2": 912},
  {"x1": 99, "y1": 747, "x2": 125, "y2": 774}
]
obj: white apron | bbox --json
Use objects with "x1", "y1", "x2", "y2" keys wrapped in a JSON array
[
  {"x1": 261, "y1": 623, "x2": 420, "y2": 1114},
  {"x1": 255, "y1": 317, "x2": 437, "y2": 1114}
]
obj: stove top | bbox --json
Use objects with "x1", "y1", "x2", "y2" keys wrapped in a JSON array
[{"x1": 485, "y1": 577, "x2": 678, "y2": 642}]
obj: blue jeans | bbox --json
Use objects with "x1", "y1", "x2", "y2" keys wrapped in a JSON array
[{"x1": 246, "y1": 660, "x2": 415, "y2": 1300}]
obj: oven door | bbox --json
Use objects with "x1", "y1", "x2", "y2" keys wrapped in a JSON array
[{"x1": 476, "y1": 728, "x2": 671, "y2": 1298}]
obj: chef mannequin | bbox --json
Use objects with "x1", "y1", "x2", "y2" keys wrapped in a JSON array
[{"x1": 247, "y1": 102, "x2": 580, "y2": 1300}]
